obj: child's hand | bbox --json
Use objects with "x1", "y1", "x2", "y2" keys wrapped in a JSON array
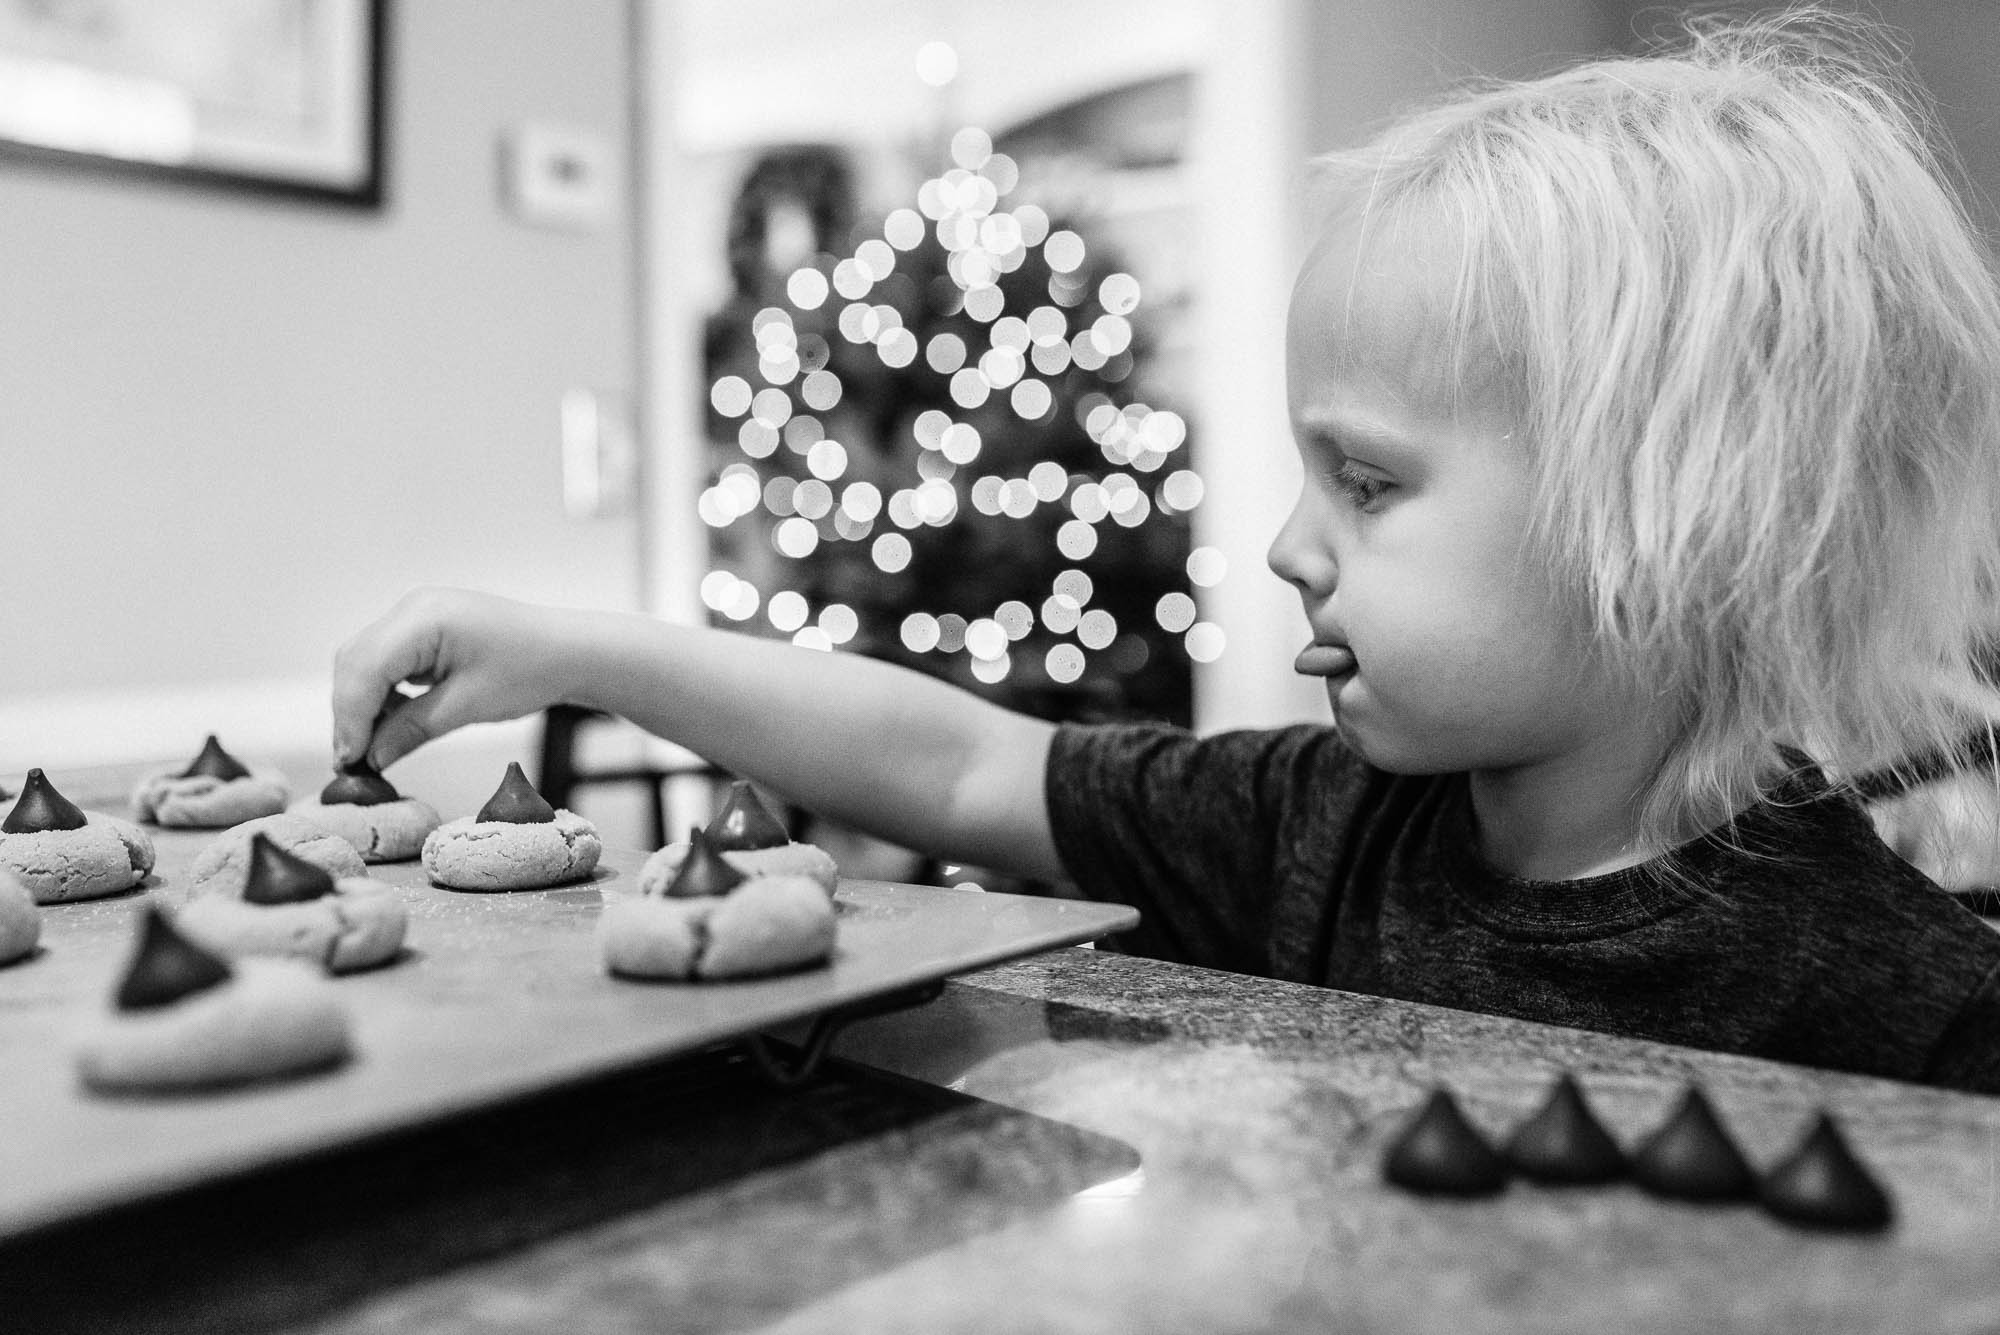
[{"x1": 332, "y1": 587, "x2": 576, "y2": 771}]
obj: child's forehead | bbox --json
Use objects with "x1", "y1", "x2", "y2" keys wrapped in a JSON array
[{"x1": 1287, "y1": 208, "x2": 1510, "y2": 409}]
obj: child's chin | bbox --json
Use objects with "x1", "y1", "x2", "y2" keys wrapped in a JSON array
[{"x1": 1331, "y1": 702, "x2": 1452, "y2": 775}]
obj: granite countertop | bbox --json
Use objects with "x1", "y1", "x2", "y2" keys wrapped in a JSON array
[
  {"x1": 12, "y1": 765, "x2": 2000, "y2": 1333},
  {"x1": 105, "y1": 952, "x2": 1980, "y2": 1335}
]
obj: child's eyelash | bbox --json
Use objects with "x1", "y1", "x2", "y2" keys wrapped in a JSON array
[{"x1": 1329, "y1": 459, "x2": 1391, "y2": 508}]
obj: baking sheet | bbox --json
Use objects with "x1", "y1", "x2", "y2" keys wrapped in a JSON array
[{"x1": 0, "y1": 828, "x2": 1137, "y2": 1239}]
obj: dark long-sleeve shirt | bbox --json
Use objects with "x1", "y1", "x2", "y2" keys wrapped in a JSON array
[{"x1": 1046, "y1": 722, "x2": 2000, "y2": 1094}]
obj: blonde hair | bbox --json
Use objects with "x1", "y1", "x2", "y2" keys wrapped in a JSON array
[{"x1": 1311, "y1": 7, "x2": 2000, "y2": 846}]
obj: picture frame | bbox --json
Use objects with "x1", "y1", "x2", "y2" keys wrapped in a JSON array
[{"x1": 0, "y1": 0, "x2": 386, "y2": 207}]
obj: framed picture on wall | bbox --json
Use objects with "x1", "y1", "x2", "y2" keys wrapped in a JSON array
[{"x1": 0, "y1": 0, "x2": 386, "y2": 207}]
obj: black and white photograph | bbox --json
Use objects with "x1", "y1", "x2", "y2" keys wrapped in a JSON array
[{"x1": 4, "y1": 2, "x2": 2000, "y2": 1331}]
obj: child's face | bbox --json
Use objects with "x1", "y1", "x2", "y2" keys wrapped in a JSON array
[{"x1": 1270, "y1": 218, "x2": 1647, "y2": 777}]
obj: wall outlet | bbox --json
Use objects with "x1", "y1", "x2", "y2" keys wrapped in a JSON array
[
  {"x1": 501, "y1": 123, "x2": 617, "y2": 231},
  {"x1": 561, "y1": 387, "x2": 636, "y2": 519}
]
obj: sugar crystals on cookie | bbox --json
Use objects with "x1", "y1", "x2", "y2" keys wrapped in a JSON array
[
  {"x1": 421, "y1": 761, "x2": 602, "y2": 892},
  {"x1": 0, "y1": 768, "x2": 155, "y2": 904}
]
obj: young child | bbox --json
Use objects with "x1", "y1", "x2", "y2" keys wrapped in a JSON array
[{"x1": 333, "y1": 11, "x2": 2000, "y2": 1092}]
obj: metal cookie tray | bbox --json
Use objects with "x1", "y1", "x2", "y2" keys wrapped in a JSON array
[{"x1": 0, "y1": 828, "x2": 1137, "y2": 1239}]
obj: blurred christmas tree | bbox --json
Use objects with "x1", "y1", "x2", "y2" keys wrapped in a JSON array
[{"x1": 699, "y1": 132, "x2": 1211, "y2": 728}]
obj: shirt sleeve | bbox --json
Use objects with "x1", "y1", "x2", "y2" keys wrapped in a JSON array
[
  {"x1": 1922, "y1": 960, "x2": 2000, "y2": 1094},
  {"x1": 1043, "y1": 722, "x2": 1346, "y2": 974}
]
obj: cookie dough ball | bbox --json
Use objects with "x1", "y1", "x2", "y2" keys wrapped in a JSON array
[
  {"x1": 0, "y1": 869, "x2": 41, "y2": 964},
  {"x1": 421, "y1": 762, "x2": 600, "y2": 891},
  {"x1": 0, "y1": 769, "x2": 155, "y2": 904},
  {"x1": 638, "y1": 778, "x2": 837, "y2": 896},
  {"x1": 601, "y1": 829, "x2": 835, "y2": 980},
  {"x1": 636, "y1": 838, "x2": 837, "y2": 898},
  {"x1": 289, "y1": 762, "x2": 440, "y2": 864},
  {"x1": 130, "y1": 735, "x2": 290, "y2": 829},
  {"x1": 601, "y1": 876, "x2": 835, "y2": 980},
  {"x1": 185, "y1": 813, "x2": 366, "y2": 898},
  {"x1": 76, "y1": 905, "x2": 350, "y2": 1093},
  {"x1": 178, "y1": 833, "x2": 406, "y2": 973}
]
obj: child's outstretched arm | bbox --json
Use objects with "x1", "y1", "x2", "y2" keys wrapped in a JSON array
[{"x1": 330, "y1": 587, "x2": 1065, "y2": 881}]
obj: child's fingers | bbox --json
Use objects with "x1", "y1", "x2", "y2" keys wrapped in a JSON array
[
  {"x1": 330, "y1": 595, "x2": 449, "y2": 764},
  {"x1": 366, "y1": 680, "x2": 477, "y2": 771}
]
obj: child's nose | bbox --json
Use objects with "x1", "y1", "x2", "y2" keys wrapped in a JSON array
[{"x1": 1266, "y1": 490, "x2": 1337, "y2": 594}]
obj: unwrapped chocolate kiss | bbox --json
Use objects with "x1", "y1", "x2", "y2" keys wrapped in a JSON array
[
  {"x1": 115, "y1": 904, "x2": 234, "y2": 1011},
  {"x1": 703, "y1": 780, "x2": 791, "y2": 852},
  {"x1": 1383, "y1": 1088, "x2": 1510, "y2": 1196},
  {"x1": 3, "y1": 768, "x2": 88, "y2": 834},
  {"x1": 178, "y1": 734, "x2": 251, "y2": 783},
  {"x1": 476, "y1": 762, "x2": 557, "y2": 824}
]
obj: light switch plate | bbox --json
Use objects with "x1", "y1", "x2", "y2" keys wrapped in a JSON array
[{"x1": 501, "y1": 123, "x2": 617, "y2": 231}]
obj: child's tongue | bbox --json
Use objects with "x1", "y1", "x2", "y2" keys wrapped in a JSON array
[{"x1": 1294, "y1": 644, "x2": 1357, "y2": 677}]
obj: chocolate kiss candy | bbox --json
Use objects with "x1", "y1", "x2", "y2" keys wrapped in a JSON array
[
  {"x1": 476, "y1": 761, "x2": 556, "y2": 824},
  {"x1": 1503, "y1": 1073, "x2": 1627, "y2": 1184},
  {"x1": 1630, "y1": 1086, "x2": 1756, "y2": 1201},
  {"x1": 3, "y1": 768, "x2": 88, "y2": 834},
  {"x1": 702, "y1": 779, "x2": 790, "y2": 852},
  {"x1": 115, "y1": 903, "x2": 233, "y2": 1011},
  {"x1": 320, "y1": 761, "x2": 400, "y2": 807},
  {"x1": 178, "y1": 733, "x2": 250, "y2": 783},
  {"x1": 242, "y1": 833, "x2": 338, "y2": 906},
  {"x1": 662, "y1": 827, "x2": 747, "y2": 899},
  {"x1": 1382, "y1": 1088, "x2": 1510, "y2": 1196},
  {"x1": 1759, "y1": 1112, "x2": 1894, "y2": 1231}
]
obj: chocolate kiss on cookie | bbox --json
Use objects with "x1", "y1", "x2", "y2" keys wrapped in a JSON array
[
  {"x1": 1503, "y1": 1072, "x2": 1627, "y2": 1184},
  {"x1": 1758, "y1": 1112, "x2": 1894, "y2": 1231},
  {"x1": 1382, "y1": 1088, "x2": 1509, "y2": 1196},
  {"x1": 320, "y1": 761, "x2": 400, "y2": 807},
  {"x1": 1630, "y1": 1085, "x2": 1756, "y2": 1201},
  {"x1": 3, "y1": 768, "x2": 88, "y2": 834},
  {"x1": 115, "y1": 903, "x2": 234, "y2": 1011},
  {"x1": 179, "y1": 734, "x2": 251, "y2": 783},
  {"x1": 477, "y1": 762, "x2": 556, "y2": 824},
  {"x1": 662, "y1": 827, "x2": 747, "y2": 899},
  {"x1": 703, "y1": 780, "x2": 790, "y2": 852},
  {"x1": 242, "y1": 833, "x2": 337, "y2": 905}
]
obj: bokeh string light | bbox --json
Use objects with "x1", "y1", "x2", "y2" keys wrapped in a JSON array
[{"x1": 701, "y1": 126, "x2": 1227, "y2": 704}]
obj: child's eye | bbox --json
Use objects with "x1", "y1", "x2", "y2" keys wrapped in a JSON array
[{"x1": 1329, "y1": 460, "x2": 1392, "y2": 510}]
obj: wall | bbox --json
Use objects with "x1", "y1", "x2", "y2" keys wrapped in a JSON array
[
  {"x1": 0, "y1": 0, "x2": 639, "y2": 792},
  {"x1": 1620, "y1": 1, "x2": 2000, "y2": 240}
]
